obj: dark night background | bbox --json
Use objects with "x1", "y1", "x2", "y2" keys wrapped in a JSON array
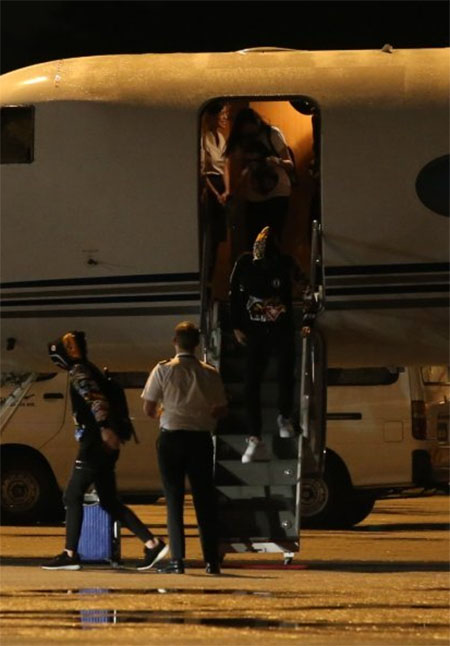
[{"x1": 1, "y1": 1, "x2": 449, "y2": 76}]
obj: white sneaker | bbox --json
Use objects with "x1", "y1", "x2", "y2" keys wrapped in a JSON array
[
  {"x1": 242, "y1": 436, "x2": 262, "y2": 463},
  {"x1": 277, "y1": 414, "x2": 295, "y2": 438}
]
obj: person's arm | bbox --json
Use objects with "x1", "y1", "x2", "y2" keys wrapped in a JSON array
[
  {"x1": 141, "y1": 365, "x2": 164, "y2": 418},
  {"x1": 71, "y1": 364, "x2": 120, "y2": 451},
  {"x1": 229, "y1": 255, "x2": 247, "y2": 344},
  {"x1": 99, "y1": 428, "x2": 121, "y2": 451},
  {"x1": 205, "y1": 175, "x2": 223, "y2": 203},
  {"x1": 200, "y1": 135, "x2": 206, "y2": 176},
  {"x1": 289, "y1": 256, "x2": 309, "y2": 300},
  {"x1": 267, "y1": 127, "x2": 294, "y2": 172},
  {"x1": 143, "y1": 400, "x2": 159, "y2": 418},
  {"x1": 233, "y1": 329, "x2": 247, "y2": 345},
  {"x1": 210, "y1": 372, "x2": 228, "y2": 419},
  {"x1": 211, "y1": 404, "x2": 228, "y2": 419},
  {"x1": 222, "y1": 157, "x2": 231, "y2": 202}
]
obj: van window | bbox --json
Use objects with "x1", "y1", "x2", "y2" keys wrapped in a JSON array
[
  {"x1": 0, "y1": 372, "x2": 56, "y2": 387},
  {"x1": 327, "y1": 367, "x2": 400, "y2": 387},
  {"x1": 421, "y1": 366, "x2": 450, "y2": 386},
  {"x1": 109, "y1": 372, "x2": 148, "y2": 389},
  {"x1": 1, "y1": 106, "x2": 34, "y2": 164}
]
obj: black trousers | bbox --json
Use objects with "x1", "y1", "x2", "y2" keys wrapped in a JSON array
[
  {"x1": 64, "y1": 447, "x2": 153, "y2": 552},
  {"x1": 157, "y1": 430, "x2": 218, "y2": 563},
  {"x1": 245, "y1": 325, "x2": 296, "y2": 437},
  {"x1": 245, "y1": 196, "x2": 289, "y2": 250}
]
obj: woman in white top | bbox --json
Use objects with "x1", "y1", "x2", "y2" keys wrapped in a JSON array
[
  {"x1": 224, "y1": 108, "x2": 294, "y2": 250},
  {"x1": 200, "y1": 102, "x2": 229, "y2": 279}
]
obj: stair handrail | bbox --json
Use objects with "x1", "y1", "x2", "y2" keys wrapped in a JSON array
[
  {"x1": 199, "y1": 214, "x2": 212, "y2": 355},
  {"x1": 308, "y1": 219, "x2": 325, "y2": 314},
  {"x1": 199, "y1": 212, "x2": 222, "y2": 369},
  {"x1": 298, "y1": 218, "x2": 327, "y2": 480}
]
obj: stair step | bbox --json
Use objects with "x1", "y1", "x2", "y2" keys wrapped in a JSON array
[
  {"x1": 216, "y1": 434, "x2": 299, "y2": 460},
  {"x1": 215, "y1": 460, "x2": 299, "y2": 486},
  {"x1": 217, "y1": 409, "x2": 301, "y2": 435},
  {"x1": 218, "y1": 508, "x2": 298, "y2": 541},
  {"x1": 216, "y1": 485, "x2": 296, "y2": 502}
]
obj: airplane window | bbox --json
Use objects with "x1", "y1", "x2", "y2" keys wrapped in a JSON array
[
  {"x1": 1, "y1": 106, "x2": 34, "y2": 164},
  {"x1": 109, "y1": 372, "x2": 148, "y2": 389},
  {"x1": 327, "y1": 368, "x2": 400, "y2": 386},
  {"x1": 415, "y1": 154, "x2": 449, "y2": 217}
]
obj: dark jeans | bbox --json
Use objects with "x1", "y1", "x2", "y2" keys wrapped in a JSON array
[
  {"x1": 244, "y1": 325, "x2": 296, "y2": 437},
  {"x1": 157, "y1": 430, "x2": 218, "y2": 563},
  {"x1": 245, "y1": 196, "x2": 289, "y2": 249},
  {"x1": 64, "y1": 448, "x2": 153, "y2": 552}
]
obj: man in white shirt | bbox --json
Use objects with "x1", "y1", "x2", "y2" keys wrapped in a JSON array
[{"x1": 142, "y1": 321, "x2": 227, "y2": 574}]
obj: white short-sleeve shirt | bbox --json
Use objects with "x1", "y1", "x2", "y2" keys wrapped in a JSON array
[
  {"x1": 141, "y1": 353, "x2": 227, "y2": 432},
  {"x1": 201, "y1": 130, "x2": 227, "y2": 177}
]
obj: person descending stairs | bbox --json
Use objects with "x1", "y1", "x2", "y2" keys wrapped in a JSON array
[{"x1": 213, "y1": 226, "x2": 314, "y2": 562}]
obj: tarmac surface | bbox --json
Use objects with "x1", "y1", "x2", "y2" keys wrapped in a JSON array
[{"x1": 0, "y1": 495, "x2": 449, "y2": 646}]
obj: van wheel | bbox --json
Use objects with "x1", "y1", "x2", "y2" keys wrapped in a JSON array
[
  {"x1": 301, "y1": 453, "x2": 371, "y2": 529},
  {"x1": 342, "y1": 493, "x2": 376, "y2": 527},
  {"x1": 1, "y1": 454, "x2": 63, "y2": 525}
]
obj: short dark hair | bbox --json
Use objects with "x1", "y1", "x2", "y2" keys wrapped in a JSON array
[
  {"x1": 204, "y1": 100, "x2": 225, "y2": 117},
  {"x1": 174, "y1": 321, "x2": 200, "y2": 351}
]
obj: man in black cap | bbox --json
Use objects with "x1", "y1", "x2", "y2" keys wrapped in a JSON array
[
  {"x1": 42, "y1": 331, "x2": 168, "y2": 570},
  {"x1": 229, "y1": 227, "x2": 306, "y2": 463}
]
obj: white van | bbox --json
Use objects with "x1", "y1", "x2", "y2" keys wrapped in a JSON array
[
  {"x1": 301, "y1": 366, "x2": 450, "y2": 528},
  {"x1": 1, "y1": 366, "x2": 448, "y2": 526},
  {"x1": 0, "y1": 371, "x2": 162, "y2": 524}
]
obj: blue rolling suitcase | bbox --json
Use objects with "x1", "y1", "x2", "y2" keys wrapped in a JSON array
[{"x1": 78, "y1": 492, "x2": 121, "y2": 566}]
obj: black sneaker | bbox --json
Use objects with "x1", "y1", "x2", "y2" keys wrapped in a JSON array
[
  {"x1": 157, "y1": 559, "x2": 185, "y2": 574},
  {"x1": 41, "y1": 551, "x2": 81, "y2": 570},
  {"x1": 137, "y1": 540, "x2": 169, "y2": 571},
  {"x1": 205, "y1": 561, "x2": 221, "y2": 575}
]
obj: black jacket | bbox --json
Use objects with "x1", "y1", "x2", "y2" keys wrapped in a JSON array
[
  {"x1": 69, "y1": 361, "x2": 112, "y2": 446},
  {"x1": 229, "y1": 252, "x2": 304, "y2": 332}
]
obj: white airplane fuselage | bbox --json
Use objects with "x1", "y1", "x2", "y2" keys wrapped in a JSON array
[{"x1": 1, "y1": 48, "x2": 448, "y2": 371}]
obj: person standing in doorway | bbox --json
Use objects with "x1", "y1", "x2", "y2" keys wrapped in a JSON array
[
  {"x1": 224, "y1": 107, "x2": 294, "y2": 249},
  {"x1": 42, "y1": 331, "x2": 168, "y2": 571},
  {"x1": 142, "y1": 321, "x2": 228, "y2": 575},
  {"x1": 200, "y1": 101, "x2": 229, "y2": 280}
]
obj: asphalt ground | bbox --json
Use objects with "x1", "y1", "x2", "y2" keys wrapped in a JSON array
[{"x1": 0, "y1": 495, "x2": 449, "y2": 646}]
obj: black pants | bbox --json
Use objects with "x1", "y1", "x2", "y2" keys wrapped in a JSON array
[
  {"x1": 157, "y1": 430, "x2": 218, "y2": 563},
  {"x1": 64, "y1": 447, "x2": 153, "y2": 552},
  {"x1": 245, "y1": 196, "x2": 289, "y2": 250},
  {"x1": 245, "y1": 325, "x2": 296, "y2": 437}
]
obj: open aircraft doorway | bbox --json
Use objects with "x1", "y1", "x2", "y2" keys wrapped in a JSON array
[{"x1": 199, "y1": 97, "x2": 321, "y2": 302}]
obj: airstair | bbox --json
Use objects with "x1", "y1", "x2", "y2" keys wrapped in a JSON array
[{"x1": 202, "y1": 221, "x2": 327, "y2": 563}]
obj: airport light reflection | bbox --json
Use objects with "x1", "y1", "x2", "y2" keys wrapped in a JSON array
[{"x1": 21, "y1": 76, "x2": 48, "y2": 86}]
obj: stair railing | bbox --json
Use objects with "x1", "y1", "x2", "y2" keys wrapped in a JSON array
[
  {"x1": 298, "y1": 219, "x2": 327, "y2": 477},
  {"x1": 199, "y1": 209, "x2": 222, "y2": 369}
]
